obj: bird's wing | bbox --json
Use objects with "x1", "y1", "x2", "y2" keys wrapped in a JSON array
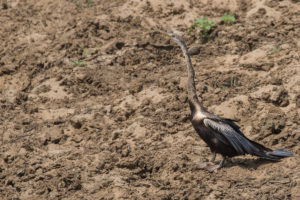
[
  {"x1": 205, "y1": 112, "x2": 242, "y2": 132},
  {"x1": 222, "y1": 118, "x2": 241, "y2": 132},
  {"x1": 203, "y1": 118, "x2": 255, "y2": 155}
]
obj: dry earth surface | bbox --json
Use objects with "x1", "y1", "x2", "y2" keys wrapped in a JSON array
[{"x1": 1, "y1": 0, "x2": 300, "y2": 199}]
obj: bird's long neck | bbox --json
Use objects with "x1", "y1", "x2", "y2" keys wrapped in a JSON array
[{"x1": 174, "y1": 36, "x2": 205, "y2": 113}]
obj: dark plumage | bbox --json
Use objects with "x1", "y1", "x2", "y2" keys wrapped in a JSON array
[{"x1": 166, "y1": 31, "x2": 292, "y2": 171}]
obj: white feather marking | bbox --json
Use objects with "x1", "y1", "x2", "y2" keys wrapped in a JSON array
[{"x1": 193, "y1": 111, "x2": 207, "y2": 120}]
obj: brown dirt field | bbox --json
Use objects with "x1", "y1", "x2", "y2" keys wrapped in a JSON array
[{"x1": 1, "y1": 0, "x2": 300, "y2": 199}]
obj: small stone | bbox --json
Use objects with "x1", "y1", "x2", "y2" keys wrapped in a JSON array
[
  {"x1": 129, "y1": 82, "x2": 143, "y2": 94},
  {"x1": 281, "y1": 43, "x2": 290, "y2": 50},
  {"x1": 141, "y1": 98, "x2": 150, "y2": 106},
  {"x1": 19, "y1": 148, "x2": 27, "y2": 156},
  {"x1": 296, "y1": 40, "x2": 300, "y2": 48},
  {"x1": 17, "y1": 170, "x2": 25, "y2": 177},
  {"x1": 70, "y1": 120, "x2": 82, "y2": 129},
  {"x1": 121, "y1": 147, "x2": 130, "y2": 157},
  {"x1": 112, "y1": 131, "x2": 120, "y2": 140},
  {"x1": 267, "y1": 33, "x2": 276, "y2": 38},
  {"x1": 296, "y1": 95, "x2": 300, "y2": 108},
  {"x1": 72, "y1": 135, "x2": 83, "y2": 143}
]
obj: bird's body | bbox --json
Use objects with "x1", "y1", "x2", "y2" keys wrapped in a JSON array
[
  {"x1": 191, "y1": 109, "x2": 290, "y2": 160},
  {"x1": 191, "y1": 113, "x2": 238, "y2": 158},
  {"x1": 166, "y1": 31, "x2": 292, "y2": 171}
]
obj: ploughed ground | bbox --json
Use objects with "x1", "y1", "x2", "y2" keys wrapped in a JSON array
[{"x1": 0, "y1": 0, "x2": 299, "y2": 199}]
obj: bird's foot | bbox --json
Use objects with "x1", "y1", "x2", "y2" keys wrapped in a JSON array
[
  {"x1": 196, "y1": 162, "x2": 211, "y2": 169},
  {"x1": 196, "y1": 162, "x2": 220, "y2": 172},
  {"x1": 196, "y1": 157, "x2": 226, "y2": 173}
]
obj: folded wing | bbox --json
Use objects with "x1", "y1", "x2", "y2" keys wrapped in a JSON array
[{"x1": 203, "y1": 118, "x2": 284, "y2": 160}]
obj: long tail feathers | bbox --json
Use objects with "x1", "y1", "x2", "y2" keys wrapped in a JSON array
[
  {"x1": 246, "y1": 139, "x2": 293, "y2": 161},
  {"x1": 254, "y1": 149, "x2": 293, "y2": 161},
  {"x1": 267, "y1": 149, "x2": 293, "y2": 158}
]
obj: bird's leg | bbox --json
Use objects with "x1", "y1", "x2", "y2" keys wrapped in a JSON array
[
  {"x1": 207, "y1": 156, "x2": 226, "y2": 172},
  {"x1": 217, "y1": 156, "x2": 226, "y2": 169},
  {"x1": 210, "y1": 152, "x2": 216, "y2": 162},
  {"x1": 197, "y1": 155, "x2": 226, "y2": 172}
]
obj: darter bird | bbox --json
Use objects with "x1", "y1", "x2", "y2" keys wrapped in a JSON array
[{"x1": 165, "y1": 31, "x2": 292, "y2": 172}]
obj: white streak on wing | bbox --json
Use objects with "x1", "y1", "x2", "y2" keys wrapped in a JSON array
[
  {"x1": 193, "y1": 111, "x2": 207, "y2": 120},
  {"x1": 203, "y1": 119, "x2": 249, "y2": 154},
  {"x1": 204, "y1": 119, "x2": 235, "y2": 136}
]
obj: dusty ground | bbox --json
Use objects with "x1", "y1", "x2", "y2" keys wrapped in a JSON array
[{"x1": 0, "y1": 0, "x2": 300, "y2": 199}]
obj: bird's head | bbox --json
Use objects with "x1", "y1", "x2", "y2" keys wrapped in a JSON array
[
  {"x1": 161, "y1": 31, "x2": 187, "y2": 52},
  {"x1": 166, "y1": 32, "x2": 184, "y2": 45}
]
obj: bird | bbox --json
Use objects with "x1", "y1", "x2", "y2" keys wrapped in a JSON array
[{"x1": 165, "y1": 31, "x2": 292, "y2": 172}]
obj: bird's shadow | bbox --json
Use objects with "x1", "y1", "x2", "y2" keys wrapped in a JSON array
[
  {"x1": 224, "y1": 157, "x2": 276, "y2": 170},
  {"x1": 196, "y1": 157, "x2": 276, "y2": 172}
]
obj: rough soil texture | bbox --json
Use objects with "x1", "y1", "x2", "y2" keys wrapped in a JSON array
[{"x1": 1, "y1": 0, "x2": 300, "y2": 199}]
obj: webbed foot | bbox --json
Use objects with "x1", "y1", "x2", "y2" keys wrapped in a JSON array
[{"x1": 196, "y1": 156, "x2": 226, "y2": 172}]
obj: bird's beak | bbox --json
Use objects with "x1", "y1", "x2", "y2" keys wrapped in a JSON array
[{"x1": 156, "y1": 29, "x2": 174, "y2": 38}]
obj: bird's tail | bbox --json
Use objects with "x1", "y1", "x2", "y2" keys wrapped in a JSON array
[
  {"x1": 266, "y1": 149, "x2": 293, "y2": 159},
  {"x1": 253, "y1": 147, "x2": 293, "y2": 161},
  {"x1": 249, "y1": 141, "x2": 293, "y2": 161}
]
